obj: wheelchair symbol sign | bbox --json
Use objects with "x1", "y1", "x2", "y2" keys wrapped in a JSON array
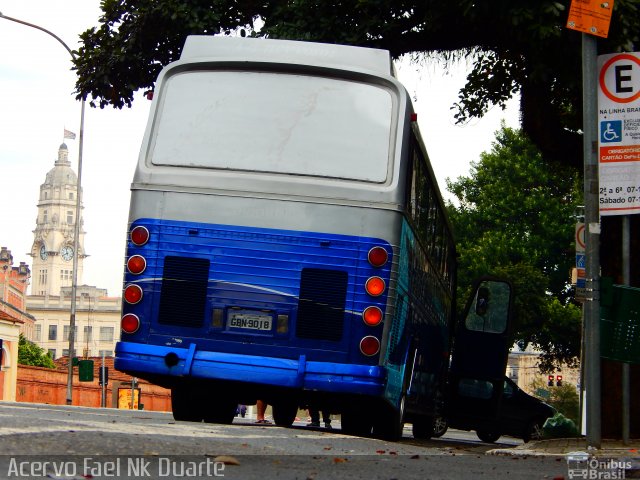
[{"x1": 600, "y1": 120, "x2": 622, "y2": 143}]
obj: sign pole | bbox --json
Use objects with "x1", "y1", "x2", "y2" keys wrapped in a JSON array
[
  {"x1": 622, "y1": 216, "x2": 630, "y2": 445},
  {"x1": 582, "y1": 32, "x2": 601, "y2": 449}
]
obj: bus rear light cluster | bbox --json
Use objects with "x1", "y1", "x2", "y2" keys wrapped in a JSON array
[
  {"x1": 130, "y1": 226, "x2": 150, "y2": 246},
  {"x1": 362, "y1": 306, "x2": 383, "y2": 327},
  {"x1": 365, "y1": 276, "x2": 385, "y2": 297},
  {"x1": 121, "y1": 313, "x2": 140, "y2": 334},
  {"x1": 368, "y1": 246, "x2": 388, "y2": 267},
  {"x1": 124, "y1": 284, "x2": 143, "y2": 304},
  {"x1": 360, "y1": 336, "x2": 380, "y2": 356},
  {"x1": 127, "y1": 255, "x2": 147, "y2": 274}
]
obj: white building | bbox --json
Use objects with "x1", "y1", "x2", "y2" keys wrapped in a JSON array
[{"x1": 26, "y1": 143, "x2": 121, "y2": 359}]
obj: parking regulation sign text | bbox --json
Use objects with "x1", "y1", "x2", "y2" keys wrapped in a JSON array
[{"x1": 598, "y1": 51, "x2": 640, "y2": 216}]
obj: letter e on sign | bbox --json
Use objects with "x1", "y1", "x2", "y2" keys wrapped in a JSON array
[{"x1": 599, "y1": 54, "x2": 640, "y2": 104}]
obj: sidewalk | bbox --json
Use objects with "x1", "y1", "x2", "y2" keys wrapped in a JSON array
[{"x1": 489, "y1": 437, "x2": 640, "y2": 458}]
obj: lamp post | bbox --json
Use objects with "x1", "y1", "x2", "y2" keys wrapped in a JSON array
[{"x1": 0, "y1": 12, "x2": 85, "y2": 406}]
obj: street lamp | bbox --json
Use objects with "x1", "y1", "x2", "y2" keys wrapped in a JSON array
[{"x1": 0, "y1": 12, "x2": 86, "y2": 406}]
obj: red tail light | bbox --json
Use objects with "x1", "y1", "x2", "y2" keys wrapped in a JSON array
[
  {"x1": 121, "y1": 313, "x2": 140, "y2": 334},
  {"x1": 362, "y1": 306, "x2": 383, "y2": 326},
  {"x1": 365, "y1": 276, "x2": 385, "y2": 296},
  {"x1": 130, "y1": 226, "x2": 150, "y2": 246},
  {"x1": 368, "y1": 246, "x2": 388, "y2": 267},
  {"x1": 127, "y1": 255, "x2": 146, "y2": 274},
  {"x1": 124, "y1": 284, "x2": 143, "y2": 304},
  {"x1": 360, "y1": 336, "x2": 380, "y2": 356}
]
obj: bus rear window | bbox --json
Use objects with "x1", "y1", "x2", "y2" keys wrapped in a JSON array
[{"x1": 149, "y1": 70, "x2": 393, "y2": 182}]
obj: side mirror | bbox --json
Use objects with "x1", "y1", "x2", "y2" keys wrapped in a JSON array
[{"x1": 475, "y1": 286, "x2": 490, "y2": 316}]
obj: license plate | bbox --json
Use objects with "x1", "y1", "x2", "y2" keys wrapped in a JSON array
[{"x1": 228, "y1": 311, "x2": 273, "y2": 331}]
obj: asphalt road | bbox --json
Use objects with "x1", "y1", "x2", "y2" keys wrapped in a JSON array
[{"x1": 0, "y1": 402, "x2": 569, "y2": 479}]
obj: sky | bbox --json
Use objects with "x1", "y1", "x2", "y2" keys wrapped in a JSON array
[{"x1": 0, "y1": 0, "x2": 520, "y2": 297}]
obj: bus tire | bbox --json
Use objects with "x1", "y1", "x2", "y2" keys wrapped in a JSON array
[
  {"x1": 171, "y1": 387, "x2": 204, "y2": 422},
  {"x1": 341, "y1": 411, "x2": 373, "y2": 437},
  {"x1": 373, "y1": 395, "x2": 405, "y2": 442},
  {"x1": 272, "y1": 402, "x2": 298, "y2": 427},
  {"x1": 412, "y1": 416, "x2": 434, "y2": 439},
  {"x1": 203, "y1": 399, "x2": 237, "y2": 425}
]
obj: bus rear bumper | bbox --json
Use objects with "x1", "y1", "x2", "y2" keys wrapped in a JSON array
[{"x1": 115, "y1": 341, "x2": 385, "y2": 396}]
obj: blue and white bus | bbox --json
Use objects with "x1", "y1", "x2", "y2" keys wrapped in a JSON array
[{"x1": 114, "y1": 36, "x2": 512, "y2": 441}]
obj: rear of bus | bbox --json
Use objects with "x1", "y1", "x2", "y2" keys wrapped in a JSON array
[{"x1": 114, "y1": 37, "x2": 412, "y2": 428}]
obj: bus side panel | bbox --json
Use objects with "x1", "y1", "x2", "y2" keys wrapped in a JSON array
[{"x1": 382, "y1": 219, "x2": 452, "y2": 414}]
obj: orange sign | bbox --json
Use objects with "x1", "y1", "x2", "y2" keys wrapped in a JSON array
[{"x1": 566, "y1": 0, "x2": 614, "y2": 38}]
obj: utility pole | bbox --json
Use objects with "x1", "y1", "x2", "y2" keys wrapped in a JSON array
[
  {"x1": 0, "y1": 12, "x2": 86, "y2": 406},
  {"x1": 582, "y1": 33, "x2": 601, "y2": 449}
]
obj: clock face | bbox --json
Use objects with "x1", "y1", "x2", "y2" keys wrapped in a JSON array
[
  {"x1": 61, "y1": 245, "x2": 74, "y2": 261},
  {"x1": 39, "y1": 245, "x2": 48, "y2": 260}
]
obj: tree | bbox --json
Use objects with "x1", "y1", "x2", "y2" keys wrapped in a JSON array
[
  {"x1": 18, "y1": 334, "x2": 55, "y2": 368},
  {"x1": 447, "y1": 125, "x2": 583, "y2": 370},
  {"x1": 72, "y1": 1, "x2": 639, "y2": 169}
]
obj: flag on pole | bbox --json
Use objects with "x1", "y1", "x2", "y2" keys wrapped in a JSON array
[{"x1": 64, "y1": 129, "x2": 76, "y2": 140}]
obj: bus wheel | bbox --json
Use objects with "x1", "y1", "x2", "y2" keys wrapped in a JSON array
[
  {"x1": 412, "y1": 416, "x2": 435, "y2": 439},
  {"x1": 171, "y1": 387, "x2": 204, "y2": 422},
  {"x1": 373, "y1": 395, "x2": 405, "y2": 441},
  {"x1": 203, "y1": 399, "x2": 237, "y2": 425},
  {"x1": 272, "y1": 401, "x2": 298, "y2": 427},
  {"x1": 341, "y1": 411, "x2": 373, "y2": 437}
]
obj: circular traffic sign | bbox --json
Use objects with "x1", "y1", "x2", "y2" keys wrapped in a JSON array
[
  {"x1": 576, "y1": 224, "x2": 586, "y2": 251},
  {"x1": 599, "y1": 53, "x2": 640, "y2": 104}
]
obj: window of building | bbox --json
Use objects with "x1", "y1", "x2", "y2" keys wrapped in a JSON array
[
  {"x1": 62, "y1": 349, "x2": 69, "y2": 357},
  {"x1": 98, "y1": 350, "x2": 113, "y2": 357},
  {"x1": 99, "y1": 327, "x2": 114, "y2": 342},
  {"x1": 47, "y1": 349, "x2": 56, "y2": 359},
  {"x1": 48, "y1": 325, "x2": 57, "y2": 341},
  {"x1": 63, "y1": 325, "x2": 78, "y2": 340},
  {"x1": 67, "y1": 210, "x2": 74, "y2": 225},
  {"x1": 43, "y1": 210, "x2": 48, "y2": 224},
  {"x1": 39, "y1": 269, "x2": 47, "y2": 287},
  {"x1": 34, "y1": 324, "x2": 42, "y2": 342},
  {"x1": 69, "y1": 192, "x2": 74, "y2": 200}
]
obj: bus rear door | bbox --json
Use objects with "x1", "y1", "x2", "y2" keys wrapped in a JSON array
[{"x1": 447, "y1": 278, "x2": 513, "y2": 442}]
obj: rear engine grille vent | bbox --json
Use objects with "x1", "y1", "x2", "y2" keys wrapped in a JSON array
[
  {"x1": 296, "y1": 268, "x2": 347, "y2": 341},
  {"x1": 158, "y1": 256, "x2": 210, "y2": 328}
]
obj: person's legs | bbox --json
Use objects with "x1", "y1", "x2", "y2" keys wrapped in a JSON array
[
  {"x1": 307, "y1": 408, "x2": 320, "y2": 427},
  {"x1": 256, "y1": 400, "x2": 271, "y2": 424},
  {"x1": 322, "y1": 411, "x2": 332, "y2": 429}
]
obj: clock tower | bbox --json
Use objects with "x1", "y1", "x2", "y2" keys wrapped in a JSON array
[{"x1": 29, "y1": 143, "x2": 86, "y2": 296}]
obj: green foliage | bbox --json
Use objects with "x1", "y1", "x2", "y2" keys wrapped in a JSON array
[
  {"x1": 530, "y1": 377, "x2": 580, "y2": 425},
  {"x1": 447, "y1": 125, "x2": 583, "y2": 369},
  {"x1": 18, "y1": 334, "x2": 55, "y2": 368},
  {"x1": 72, "y1": 0, "x2": 639, "y2": 168}
]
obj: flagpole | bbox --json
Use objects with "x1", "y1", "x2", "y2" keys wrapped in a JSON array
[{"x1": 0, "y1": 11, "x2": 86, "y2": 406}]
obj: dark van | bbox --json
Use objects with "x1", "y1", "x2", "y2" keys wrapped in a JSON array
[{"x1": 416, "y1": 377, "x2": 555, "y2": 443}]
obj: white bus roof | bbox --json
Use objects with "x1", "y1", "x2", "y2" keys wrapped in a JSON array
[{"x1": 181, "y1": 36, "x2": 393, "y2": 76}]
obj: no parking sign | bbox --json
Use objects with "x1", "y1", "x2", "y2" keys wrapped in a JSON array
[{"x1": 598, "y1": 52, "x2": 640, "y2": 216}]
